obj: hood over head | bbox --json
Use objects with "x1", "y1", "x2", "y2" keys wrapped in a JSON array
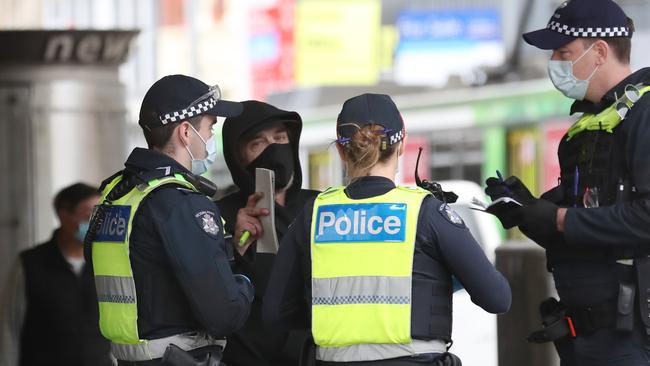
[{"x1": 222, "y1": 100, "x2": 303, "y2": 195}]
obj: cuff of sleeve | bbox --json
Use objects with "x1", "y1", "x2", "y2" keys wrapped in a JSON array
[
  {"x1": 234, "y1": 274, "x2": 255, "y2": 301},
  {"x1": 235, "y1": 274, "x2": 251, "y2": 284}
]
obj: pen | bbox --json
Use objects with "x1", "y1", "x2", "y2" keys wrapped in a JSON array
[
  {"x1": 574, "y1": 166, "x2": 579, "y2": 207},
  {"x1": 496, "y1": 170, "x2": 505, "y2": 182},
  {"x1": 496, "y1": 170, "x2": 512, "y2": 194},
  {"x1": 238, "y1": 230, "x2": 250, "y2": 247}
]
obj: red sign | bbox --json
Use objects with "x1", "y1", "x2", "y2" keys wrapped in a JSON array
[{"x1": 249, "y1": 0, "x2": 295, "y2": 100}]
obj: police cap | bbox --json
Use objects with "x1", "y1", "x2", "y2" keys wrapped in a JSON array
[
  {"x1": 336, "y1": 93, "x2": 405, "y2": 148},
  {"x1": 523, "y1": 0, "x2": 632, "y2": 50},
  {"x1": 139, "y1": 74, "x2": 243, "y2": 129}
]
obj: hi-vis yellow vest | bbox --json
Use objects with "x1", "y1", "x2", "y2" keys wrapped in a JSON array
[
  {"x1": 567, "y1": 84, "x2": 650, "y2": 139},
  {"x1": 310, "y1": 186, "x2": 430, "y2": 360},
  {"x1": 92, "y1": 174, "x2": 196, "y2": 345}
]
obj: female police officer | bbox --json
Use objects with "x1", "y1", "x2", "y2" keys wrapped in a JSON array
[{"x1": 262, "y1": 93, "x2": 511, "y2": 366}]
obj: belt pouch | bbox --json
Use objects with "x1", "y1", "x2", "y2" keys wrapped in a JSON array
[{"x1": 616, "y1": 282, "x2": 636, "y2": 332}]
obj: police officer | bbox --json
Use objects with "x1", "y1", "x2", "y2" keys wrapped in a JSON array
[
  {"x1": 484, "y1": 0, "x2": 650, "y2": 365},
  {"x1": 263, "y1": 93, "x2": 512, "y2": 366},
  {"x1": 86, "y1": 75, "x2": 254, "y2": 365}
]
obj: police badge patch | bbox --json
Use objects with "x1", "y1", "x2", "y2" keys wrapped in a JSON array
[
  {"x1": 438, "y1": 204, "x2": 466, "y2": 228},
  {"x1": 195, "y1": 211, "x2": 219, "y2": 236}
]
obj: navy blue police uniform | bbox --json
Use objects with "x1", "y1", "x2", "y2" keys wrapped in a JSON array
[
  {"x1": 104, "y1": 148, "x2": 254, "y2": 341},
  {"x1": 263, "y1": 94, "x2": 512, "y2": 366},
  {"x1": 487, "y1": 1, "x2": 650, "y2": 365},
  {"x1": 86, "y1": 75, "x2": 254, "y2": 365},
  {"x1": 263, "y1": 177, "x2": 512, "y2": 366}
]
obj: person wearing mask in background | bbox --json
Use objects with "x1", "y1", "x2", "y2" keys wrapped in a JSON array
[
  {"x1": 86, "y1": 75, "x2": 254, "y2": 365},
  {"x1": 218, "y1": 100, "x2": 320, "y2": 366},
  {"x1": 264, "y1": 93, "x2": 511, "y2": 366},
  {"x1": 485, "y1": 0, "x2": 650, "y2": 364},
  {"x1": 0, "y1": 183, "x2": 112, "y2": 366}
]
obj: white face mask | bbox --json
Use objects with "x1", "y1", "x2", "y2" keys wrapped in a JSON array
[
  {"x1": 548, "y1": 43, "x2": 599, "y2": 100},
  {"x1": 184, "y1": 124, "x2": 217, "y2": 175}
]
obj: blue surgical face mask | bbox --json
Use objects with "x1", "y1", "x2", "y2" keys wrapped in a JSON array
[
  {"x1": 548, "y1": 43, "x2": 599, "y2": 100},
  {"x1": 184, "y1": 124, "x2": 217, "y2": 175},
  {"x1": 75, "y1": 221, "x2": 89, "y2": 242}
]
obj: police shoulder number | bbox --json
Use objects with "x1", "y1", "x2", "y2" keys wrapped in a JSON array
[{"x1": 438, "y1": 203, "x2": 465, "y2": 228}]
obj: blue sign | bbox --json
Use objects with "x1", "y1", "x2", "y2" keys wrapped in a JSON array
[
  {"x1": 393, "y1": 7, "x2": 505, "y2": 86},
  {"x1": 95, "y1": 205, "x2": 131, "y2": 243},
  {"x1": 314, "y1": 203, "x2": 407, "y2": 243},
  {"x1": 397, "y1": 8, "x2": 501, "y2": 51}
]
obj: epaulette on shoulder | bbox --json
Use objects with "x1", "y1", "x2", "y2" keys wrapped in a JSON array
[
  {"x1": 176, "y1": 187, "x2": 197, "y2": 195},
  {"x1": 396, "y1": 185, "x2": 431, "y2": 195}
]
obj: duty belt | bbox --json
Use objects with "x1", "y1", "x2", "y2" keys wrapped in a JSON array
[
  {"x1": 567, "y1": 301, "x2": 618, "y2": 334},
  {"x1": 111, "y1": 332, "x2": 227, "y2": 361},
  {"x1": 528, "y1": 298, "x2": 618, "y2": 343}
]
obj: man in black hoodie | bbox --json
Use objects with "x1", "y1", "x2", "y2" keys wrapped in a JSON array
[{"x1": 218, "y1": 100, "x2": 319, "y2": 366}]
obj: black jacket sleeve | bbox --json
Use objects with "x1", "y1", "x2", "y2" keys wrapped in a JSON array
[
  {"x1": 420, "y1": 198, "x2": 512, "y2": 314},
  {"x1": 564, "y1": 97, "x2": 650, "y2": 249},
  {"x1": 149, "y1": 188, "x2": 254, "y2": 336},
  {"x1": 262, "y1": 199, "x2": 314, "y2": 331}
]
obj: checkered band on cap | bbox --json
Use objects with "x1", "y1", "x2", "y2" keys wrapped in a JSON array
[
  {"x1": 547, "y1": 20, "x2": 630, "y2": 38},
  {"x1": 337, "y1": 127, "x2": 405, "y2": 147},
  {"x1": 159, "y1": 97, "x2": 218, "y2": 125},
  {"x1": 389, "y1": 128, "x2": 405, "y2": 145}
]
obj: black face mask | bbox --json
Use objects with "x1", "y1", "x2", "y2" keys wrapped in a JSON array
[{"x1": 246, "y1": 143, "x2": 295, "y2": 190}]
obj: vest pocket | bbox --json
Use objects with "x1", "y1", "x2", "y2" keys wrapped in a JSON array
[{"x1": 411, "y1": 278, "x2": 452, "y2": 340}]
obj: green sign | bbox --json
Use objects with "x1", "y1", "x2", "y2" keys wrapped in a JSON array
[{"x1": 473, "y1": 91, "x2": 572, "y2": 126}]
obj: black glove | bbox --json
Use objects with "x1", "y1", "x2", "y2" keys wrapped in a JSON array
[
  {"x1": 517, "y1": 199, "x2": 561, "y2": 247},
  {"x1": 485, "y1": 175, "x2": 536, "y2": 204},
  {"x1": 484, "y1": 175, "x2": 536, "y2": 229},
  {"x1": 488, "y1": 203, "x2": 522, "y2": 230}
]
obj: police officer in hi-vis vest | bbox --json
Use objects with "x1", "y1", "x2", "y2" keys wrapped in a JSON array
[
  {"x1": 86, "y1": 75, "x2": 254, "y2": 365},
  {"x1": 484, "y1": 0, "x2": 650, "y2": 364},
  {"x1": 263, "y1": 93, "x2": 512, "y2": 366}
]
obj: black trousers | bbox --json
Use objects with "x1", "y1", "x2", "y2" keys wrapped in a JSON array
[
  {"x1": 555, "y1": 326, "x2": 650, "y2": 366},
  {"x1": 116, "y1": 345, "x2": 223, "y2": 366}
]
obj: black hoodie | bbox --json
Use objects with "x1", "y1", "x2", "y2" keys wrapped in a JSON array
[{"x1": 217, "y1": 101, "x2": 319, "y2": 366}]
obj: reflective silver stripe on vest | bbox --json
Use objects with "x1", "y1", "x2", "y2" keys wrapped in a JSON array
[
  {"x1": 95, "y1": 275, "x2": 136, "y2": 304},
  {"x1": 312, "y1": 276, "x2": 411, "y2": 306},
  {"x1": 111, "y1": 332, "x2": 227, "y2": 361},
  {"x1": 316, "y1": 339, "x2": 447, "y2": 362}
]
